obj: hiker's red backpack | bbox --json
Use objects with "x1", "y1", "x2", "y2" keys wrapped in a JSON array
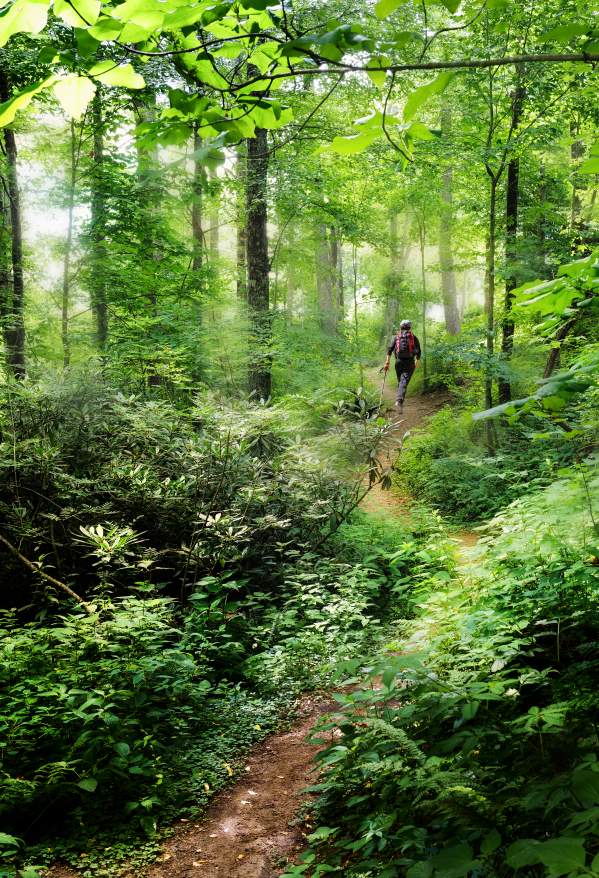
[{"x1": 395, "y1": 330, "x2": 415, "y2": 359}]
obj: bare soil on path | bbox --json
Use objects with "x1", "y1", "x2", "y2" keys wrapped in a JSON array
[
  {"x1": 361, "y1": 368, "x2": 453, "y2": 515},
  {"x1": 47, "y1": 375, "x2": 474, "y2": 878}
]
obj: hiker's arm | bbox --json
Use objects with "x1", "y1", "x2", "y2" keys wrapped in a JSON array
[
  {"x1": 414, "y1": 336, "x2": 422, "y2": 367},
  {"x1": 384, "y1": 339, "x2": 395, "y2": 371}
]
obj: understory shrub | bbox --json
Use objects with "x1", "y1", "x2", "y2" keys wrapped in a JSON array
[
  {"x1": 0, "y1": 373, "x2": 445, "y2": 875},
  {"x1": 0, "y1": 373, "x2": 383, "y2": 609},
  {"x1": 290, "y1": 465, "x2": 599, "y2": 878},
  {"x1": 396, "y1": 406, "x2": 578, "y2": 523}
]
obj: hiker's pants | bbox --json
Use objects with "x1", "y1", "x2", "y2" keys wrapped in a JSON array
[{"x1": 395, "y1": 358, "x2": 415, "y2": 403}]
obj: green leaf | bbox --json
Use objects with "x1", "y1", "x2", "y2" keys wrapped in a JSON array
[
  {"x1": 579, "y1": 157, "x2": 599, "y2": 174},
  {"x1": 537, "y1": 837, "x2": 586, "y2": 875},
  {"x1": 506, "y1": 839, "x2": 542, "y2": 869},
  {"x1": 572, "y1": 770, "x2": 599, "y2": 806},
  {"x1": 0, "y1": 833, "x2": 21, "y2": 848},
  {"x1": 481, "y1": 829, "x2": 501, "y2": 855},
  {"x1": 115, "y1": 741, "x2": 131, "y2": 757},
  {"x1": 0, "y1": 76, "x2": 55, "y2": 127},
  {"x1": 78, "y1": 777, "x2": 98, "y2": 792},
  {"x1": 307, "y1": 826, "x2": 337, "y2": 843},
  {"x1": 75, "y1": 27, "x2": 100, "y2": 57},
  {"x1": 53, "y1": 75, "x2": 96, "y2": 119},
  {"x1": 366, "y1": 56, "x2": 389, "y2": 88},
  {"x1": 406, "y1": 121, "x2": 436, "y2": 140},
  {"x1": 403, "y1": 71, "x2": 454, "y2": 121},
  {"x1": 542, "y1": 23, "x2": 589, "y2": 42},
  {"x1": 329, "y1": 131, "x2": 378, "y2": 155},
  {"x1": 54, "y1": 0, "x2": 100, "y2": 27},
  {"x1": 431, "y1": 843, "x2": 480, "y2": 878},
  {"x1": 0, "y1": 0, "x2": 50, "y2": 48},
  {"x1": 406, "y1": 863, "x2": 433, "y2": 878},
  {"x1": 440, "y1": 0, "x2": 461, "y2": 11},
  {"x1": 88, "y1": 61, "x2": 145, "y2": 89},
  {"x1": 88, "y1": 16, "x2": 123, "y2": 40},
  {"x1": 375, "y1": 0, "x2": 410, "y2": 20}
]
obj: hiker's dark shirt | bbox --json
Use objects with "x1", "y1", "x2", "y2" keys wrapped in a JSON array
[{"x1": 388, "y1": 334, "x2": 422, "y2": 361}]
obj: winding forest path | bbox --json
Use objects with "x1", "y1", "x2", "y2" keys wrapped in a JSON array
[
  {"x1": 361, "y1": 368, "x2": 452, "y2": 516},
  {"x1": 47, "y1": 376, "x2": 469, "y2": 878}
]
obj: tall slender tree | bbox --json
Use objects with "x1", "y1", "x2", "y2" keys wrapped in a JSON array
[
  {"x1": 499, "y1": 70, "x2": 525, "y2": 403},
  {"x1": 236, "y1": 143, "x2": 247, "y2": 300},
  {"x1": 246, "y1": 128, "x2": 271, "y2": 399},
  {"x1": 89, "y1": 91, "x2": 108, "y2": 350},
  {"x1": 0, "y1": 67, "x2": 25, "y2": 379},
  {"x1": 438, "y1": 106, "x2": 460, "y2": 336}
]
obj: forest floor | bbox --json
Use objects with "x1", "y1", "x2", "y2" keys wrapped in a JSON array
[{"x1": 47, "y1": 377, "x2": 472, "y2": 878}]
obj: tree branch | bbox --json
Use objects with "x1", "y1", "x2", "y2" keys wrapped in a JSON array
[{"x1": 0, "y1": 533, "x2": 94, "y2": 615}]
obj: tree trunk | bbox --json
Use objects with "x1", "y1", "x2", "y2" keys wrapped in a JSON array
[
  {"x1": 61, "y1": 120, "x2": 77, "y2": 369},
  {"x1": 329, "y1": 225, "x2": 342, "y2": 330},
  {"x1": 337, "y1": 242, "x2": 344, "y2": 316},
  {"x1": 379, "y1": 212, "x2": 411, "y2": 343},
  {"x1": 498, "y1": 75, "x2": 525, "y2": 404},
  {"x1": 246, "y1": 128, "x2": 271, "y2": 400},
  {"x1": 484, "y1": 178, "x2": 498, "y2": 453},
  {"x1": 351, "y1": 242, "x2": 363, "y2": 388},
  {"x1": 0, "y1": 68, "x2": 25, "y2": 379},
  {"x1": 208, "y1": 166, "x2": 219, "y2": 263},
  {"x1": 236, "y1": 143, "x2": 247, "y2": 301},
  {"x1": 285, "y1": 224, "x2": 296, "y2": 319},
  {"x1": 134, "y1": 96, "x2": 162, "y2": 386},
  {"x1": 439, "y1": 106, "x2": 460, "y2": 335},
  {"x1": 418, "y1": 217, "x2": 428, "y2": 389},
  {"x1": 0, "y1": 171, "x2": 10, "y2": 337},
  {"x1": 570, "y1": 116, "x2": 585, "y2": 232},
  {"x1": 90, "y1": 91, "x2": 108, "y2": 350},
  {"x1": 316, "y1": 223, "x2": 336, "y2": 334},
  {"x1": 191, "y1": 125, "x2": 204, "y2": 292},
  {"x1": 543, "y1": 318, "x2": 576, "y2": 378}
]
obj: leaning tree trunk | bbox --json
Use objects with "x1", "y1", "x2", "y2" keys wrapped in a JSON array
[
  {"x1": 246, "y1": 128, "x2": 271, "y2": 400},
  {"x1": 499, "y1": 75, "x2": 525, "y2": 404},
  {"x1": 0, "y1": 68, "x2": 25, "y2": 379},
  {"x1": 439, "y1": 106, "x2": 460, "y2": 336},
  {"x1": 90, "y1": 91, "x2": 108, "y2": 350}
]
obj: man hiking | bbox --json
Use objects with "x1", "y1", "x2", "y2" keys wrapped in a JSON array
[{"x1": 383, "y1": 320, "x2": 421, "y2": 413}]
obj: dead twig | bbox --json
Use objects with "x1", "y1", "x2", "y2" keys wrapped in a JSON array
[{"x1": 0, "y1": 533, "x2": 94, "y2": 615}]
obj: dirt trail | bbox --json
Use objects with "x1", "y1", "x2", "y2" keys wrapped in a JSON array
[
  {"x1": 361, "y1": 368, "x2": 452, "y2": 515},
  {"x1": 145, "y1": 695, "x2": 335, "y2": 878},
  {"x1": 47, "y1": 378, "x2": 470, "y2": 878}
]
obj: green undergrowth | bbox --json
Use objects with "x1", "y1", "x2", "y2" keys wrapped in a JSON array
[
  {"x1": 395, "y1": 404, "x2": 581, "y2": 524},
  {"x1": 287, "y1": 461, "x2": 599, "y2": 878},
  {"x1": 0, "y1": 376, "x2": 455, "y2": 878},
  {"x1": 1, "y1": 518, "x2": 450, "y2": 878}
]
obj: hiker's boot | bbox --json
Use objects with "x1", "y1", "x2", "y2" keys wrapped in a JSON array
[{"x1": 395, "y1": 400, "x2": 404, "y2": 413}]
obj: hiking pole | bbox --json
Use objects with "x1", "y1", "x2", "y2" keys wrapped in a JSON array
[{"x1": 377, "y1": 367, "x2": 387, "y2": 414}]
